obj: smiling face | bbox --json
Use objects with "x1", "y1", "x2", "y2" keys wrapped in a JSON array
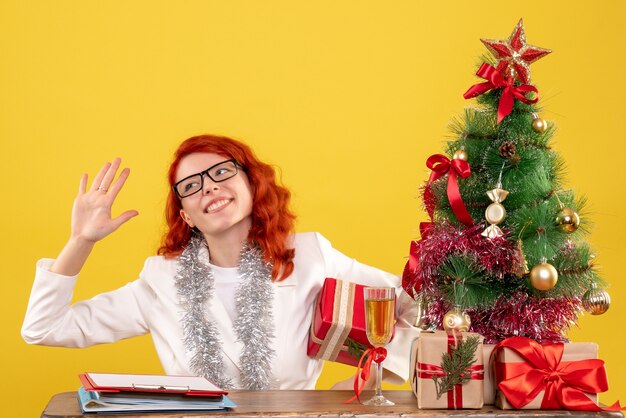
[{"x1": 176, "y1": 152, "x2": 254, "y2": 242}]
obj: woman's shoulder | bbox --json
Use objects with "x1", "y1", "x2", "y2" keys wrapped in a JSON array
[
  {"x1": 290, "y1": 232, "x2": 336, "y2": 265},
  {"x1": 143, "y1": 254, "x2": 177, "y2": 268},
  {"x1": 291, "y1": 232, "x2": 330, "y2": 248},
  {"x1": 139, "y1": 255, "x2": 179, "y2": 281}
]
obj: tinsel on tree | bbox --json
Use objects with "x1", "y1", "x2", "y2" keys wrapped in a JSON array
[{"x1": 403, "y1": 19, "x2": 611, "y2": 344}]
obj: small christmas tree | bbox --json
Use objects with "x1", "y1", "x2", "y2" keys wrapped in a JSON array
[{"x1": 403, "y1": 19, "x2": 611, "y2": 344}]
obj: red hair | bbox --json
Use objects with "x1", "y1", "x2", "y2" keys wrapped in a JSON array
[{"x1": 158, "y1": 134, "x2": 296, "y2": 281}]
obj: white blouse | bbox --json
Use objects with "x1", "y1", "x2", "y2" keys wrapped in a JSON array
[
  {"x1": 211, "y1": 263, "x2": 241, "y2": 321},
  {"x1": 22, "y1": 232, "x2": 419, "y2": 389}
]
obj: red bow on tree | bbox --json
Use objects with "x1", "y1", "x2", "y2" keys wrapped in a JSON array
[
  {"x1": 401, "y1": 240, "x2": 421, "y2": 295},
  {"x1": 423, "y1": 154, "x2": 474, "y2": 227},
  {"x1": 494, "y1": 336, "x2": 625, "y2": 411},
  {"x1": 463, "y1": 62, "x2": 539, "y2": 123}
]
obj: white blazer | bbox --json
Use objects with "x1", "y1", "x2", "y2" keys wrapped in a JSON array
[{"x1": 22, "y1": 232, "x2": 419, "y2": 389}]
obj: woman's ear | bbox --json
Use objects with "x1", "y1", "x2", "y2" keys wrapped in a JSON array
[{"x1": 179, "y1": 209, "x2": 195, "y2": 228}]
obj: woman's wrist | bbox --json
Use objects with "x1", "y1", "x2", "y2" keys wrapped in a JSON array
[
  {"x1": 68, "y1": 234, "x2": 97, "y2": 248},
  {"x1": 50, "y1": 237, "x2": 95, "y2": 276}
]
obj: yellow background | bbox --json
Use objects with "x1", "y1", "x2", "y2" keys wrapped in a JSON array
[{"x1": 2, "y1": 1, "x2": 624, "y2": 415}]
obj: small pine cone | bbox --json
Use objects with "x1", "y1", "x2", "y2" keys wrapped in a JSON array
[{"x1": 499, "y1": 141, "x2": 516, "y2": 158}]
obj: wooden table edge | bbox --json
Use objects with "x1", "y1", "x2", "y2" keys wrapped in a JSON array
[{"x1": 42, "y1": 390, "x2": 625, "y2": 418}]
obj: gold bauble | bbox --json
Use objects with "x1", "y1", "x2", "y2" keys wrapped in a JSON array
[
  {"x1": 485, "y1": 202, "x2": 506, "y2": 225},
  {"x1": 529, "y1": 262, "x2": 558, "y2": 291},
  {"x1": 453, "y1": 148, "x2": 469, "y2": 161},
  {"x1": 531, "y1": 117, "x2": 547, "y2": 133},
  {"x1": 556, "y1": 207, "x2": 580, "y2": 233},
  {"x1": 582, "y1": 287, "x2": 611, "y2": 315},
  {"x1": 442, "y1": 307, "x2": 471, "y2": 332}
]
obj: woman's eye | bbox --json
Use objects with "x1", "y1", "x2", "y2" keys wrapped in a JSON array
[
  {"x1": 214, "y1": 168, "x2": 231, "y2": 176},
  {"x1": 184, "y1": 181, "x2": 199, "y2": 191}
]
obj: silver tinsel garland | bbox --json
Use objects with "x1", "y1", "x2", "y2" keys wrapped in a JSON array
[
  {"x1": 175, "y1": 234, "x2": 276, "y2": 390},
  {"x1": 234, "y1": 243, "x2": 276, "y2": 389}
]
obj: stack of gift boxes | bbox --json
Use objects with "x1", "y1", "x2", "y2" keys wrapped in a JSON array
[
  {"x1": 308, "y1": 278, "x2": 622, "y2": 411},
  {"x1": 409, "y1": 330, "x2": 620, "y2": 411}
]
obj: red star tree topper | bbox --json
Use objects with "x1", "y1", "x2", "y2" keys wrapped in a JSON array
[{"x1": 481, "y1": 19, "x2": 551, "y2": 83}]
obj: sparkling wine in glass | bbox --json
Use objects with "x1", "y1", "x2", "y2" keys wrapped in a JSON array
[{"x1": 363, "y1": 287, "x2": 396, "y2": 406}]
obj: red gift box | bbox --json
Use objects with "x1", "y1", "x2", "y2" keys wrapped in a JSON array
[
  {"x1": 307, "y1": 278, "x2": 394, "y2": 366},
  {"x1": 494, "y1": 336, "x2": 624, "y2": 411}
]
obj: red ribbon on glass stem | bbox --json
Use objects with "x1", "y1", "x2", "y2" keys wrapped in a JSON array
[
  {"x1": 423, "y1": 154, "x2": 474, "y2": 227},
  {"x1": 494, "y1": 336, "x2": 625, "y2": 411},
  {"x1": 343, "y1": 347, "x2": 387, "y2": 404},
  {"x1": 463, "y1": 62, "x2": 539, "y2": 123}
]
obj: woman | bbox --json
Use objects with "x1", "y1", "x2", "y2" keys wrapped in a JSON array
[{"x1": 22, "y1": 134, "x2": 418, "y2": 390}]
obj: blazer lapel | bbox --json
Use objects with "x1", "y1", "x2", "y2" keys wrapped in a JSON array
[{"x1": 270, "y1": 274, "x2": 299, "y2": 383}]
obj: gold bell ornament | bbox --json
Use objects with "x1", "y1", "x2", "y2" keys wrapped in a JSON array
[
  {"x1": 529, "y1": 259, "x2": 558, "y2": 291},
  {"x1": 531, "y1": 113, "x2": 547, "y2": 133},
  {"x1": 442, "y1": 306, "x2": 471, "y2": 332},
  {"x1": 582, "y1": 283, "x2": 611, "y2": 315}
]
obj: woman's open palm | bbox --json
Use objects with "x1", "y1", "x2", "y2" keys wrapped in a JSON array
[{"x1": 71, "y1": 158, "x2": 138, "y2": 243}]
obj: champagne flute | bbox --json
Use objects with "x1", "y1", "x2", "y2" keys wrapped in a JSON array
[{"x1": 363, "y1": 287, "x2": 396, "y2": 406}]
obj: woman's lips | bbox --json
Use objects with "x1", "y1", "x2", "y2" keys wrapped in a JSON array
[{"x1": 204, "y1": 198, "x2": 233, "y2": 213}]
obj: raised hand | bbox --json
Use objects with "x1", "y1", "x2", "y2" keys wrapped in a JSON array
[
  {"x1": 71, "y1": 158, "x2": 139, "y2": 243},
  {"x1": 51, "y1": 158, "x2": 139, "y2": 276}
]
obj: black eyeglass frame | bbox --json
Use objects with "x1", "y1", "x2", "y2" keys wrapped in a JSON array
[{"x1": 172, "y1": 159, "x2": 243, "y2": 198}]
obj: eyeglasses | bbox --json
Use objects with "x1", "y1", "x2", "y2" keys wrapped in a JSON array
[{"x1": 173, "y1": 159, "x2": 241, "y2": 198}]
